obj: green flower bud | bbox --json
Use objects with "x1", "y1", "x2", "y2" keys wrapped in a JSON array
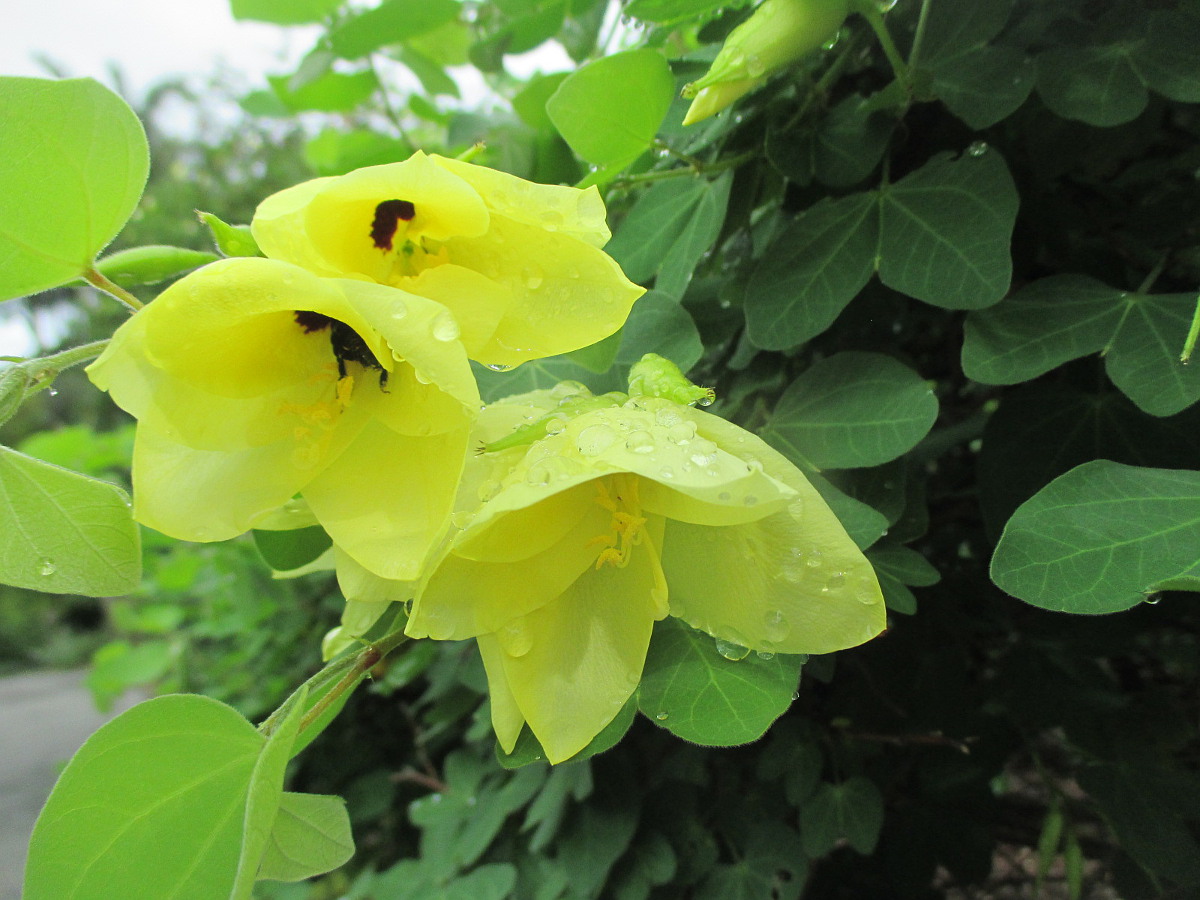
[
  {"x1": 682, "y1": 0, "x2": 850, "y2": 126},
  {"x1": 0, "y1": 363, "x2": 33, "y2": 428},
  {"x1": 627, "y1": 353, "x2": 714, "y2": 406},
  {"x1": 94, "y1": 245, "x2": 219, "y2": 288}
]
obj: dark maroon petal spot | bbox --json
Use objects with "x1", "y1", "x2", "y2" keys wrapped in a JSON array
[
  {"x1": 371, "y1": 199, "x2": 416, "y2": 251},
  {"x1": 294, "y1": 310, "x2": 334, "y2": 332}
]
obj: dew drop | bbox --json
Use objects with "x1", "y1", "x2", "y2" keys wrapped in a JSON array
[
  {"x1": 625, "y1": 430, "x2": 655, "y2": 454},
  {"x1": 431, "y1": 311, "x2": 460, "y2": 342},
  {"x1": 47, "y1": 388, "x2": 59, "y2": 397},
  {"x1": 522, "y1": 265, "x2": 544, "y2": 290},
  {"x1": 805, "y1": 549, "x2": 823, "y2": 568},
  {"x1": 717, "y1": 491, "x2": 732, "y2": 501},
  {"x1": 498, "y1": 620, "x2": 533, "y2": 657},
  {"x1": 658, "y1": 465, "x2": 675, "y2": 479},
  {"x1": 745, "y1": 54, "x2": 766, "y2": 77},
  {"x1": 478, "y1": 479, "x2": 502, "y2": 502},
  {"x1": 756, "y1": 650, "x2": 776, "y2": 661},
  {"x1": 38, "y1": 558, "x2": 55, "y2": 577},
  {"x1": 654, "y1": 407, "x2": 682, "y2": 428},
  {"x1": 715, "y1": 638, "x2": 751, "y2": 661},
  {"x1": 743, "y1": 494, "x2": 758, "y2": 506},
  {"x1": 967, "y1": 140, "x2": 989, "y2": 157},
  {"x1": 545, "y1": 417, "x2": 567, "y2": 435},
  {"x1": 655, "y1": 711, "x2": 669, "y2": 721},
  {"x1": 451, "y1": 510, "x2": 473, "y2": 529},
  {"x1": 577, "y1": 423, "x2": 617, "y2": 456},
  {"x1": 390, "y1": 300, "x2": 408, "y2": 320},
  {"x1": 485, "y1": 363, "x2": 514, "y2": 372},
  {"x1": 525, "y1": 462, "x2": 553, "y2": 486},
  {"x1": 1144, "y1": 593, "x2": 1161, "y2": 605},
  {"x1": 877, "y1": 0, "x2": 898, "y2": 10},
  {"x1": 827, "y1": 571, "x2": 846, "y2": 590},
  {"x1": 822, "y1": 28, "x2": 844, "y2": 50},
  {"x1": 763, "y1": 609, "x2": 791, "y2": 642}
]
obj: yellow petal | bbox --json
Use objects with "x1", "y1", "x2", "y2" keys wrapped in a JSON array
[
  {"x1": 432, "y1": 154, "x2": 612, "y2": 247},
  {"x1": 660, "y1": 504, "x2": 885, "y2": 655},
  {"x1": 488, "y1": 541, "x2": 666, "y2": 763},
  {"x1": 333, "y1": 546, "x2": 414, "y2": 606},
  {"x1": 406, "y1": 485, "x2": 610, "y2": 640},
  {"x1": 476, "y1": 634, "x2": 526, "y2": 754},
  {"x1": 250, "y1": 177, "x2": 336, "y2": 276},
  {"x1": 303, "y1": 416, "x2": 470, "y2": 580},
  {"x1": 446, "y1": 215, "x2": 644, "y2": 368}
]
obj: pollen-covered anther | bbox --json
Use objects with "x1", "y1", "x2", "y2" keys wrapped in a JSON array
[{"x1": 587, "y1": 476, "x2": 647, "y2": 569}]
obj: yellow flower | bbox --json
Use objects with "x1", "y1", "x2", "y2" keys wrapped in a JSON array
[
  {"x1": 682, "y1": 0, "x2": 850, "y2": 126},
  {"x1": 87, "y1": 257, "x2": 479, "y2": 581},
  {"x1": 250, "y1": 152, "x2": 645, "y2": 369},
  {"x1": 404, "y1": 388, "x2": 886, "y2": 763}
]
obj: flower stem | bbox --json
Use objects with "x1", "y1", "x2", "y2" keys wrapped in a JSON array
[
  {"x1": 1181, "y1": 294, "x2": 1200, "y2": 364},
  {"x1": 907, "y1": 0, "x2": 934, "y2": 73},
  {"x1": 854, "y1": 0, "x2": 908, "y2": 85},
  {"x1": 83, "y1": 267, "x2": 143, "y2": 312},
  {"x1": 294, "y1": 628, "x2": 410, "y2": 738}
]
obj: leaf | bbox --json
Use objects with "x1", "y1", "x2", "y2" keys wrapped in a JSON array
[
  {"x1": 230, "y1": 0, "x2": 343, "y2": 24},
  {"x1": 268, "y1": 70, "x2": 379, "y2": 113},
  {"x1": 804, "y1": 472, "x2": 890, "y2": 551},
  {"x1": 253, "y1": 525, "x2": 333, "y2": 571},
  {"x1": 638, "y1": 617, "x2": 804, "y2": 746},
  {"x1": 0, "y1": 77, "x2": 149, "y2": 301},
  {"x1": 877, "y1": 150, "x2": 1018, "y2": 310},
  {"x1": 991, "y1": 460, "x2": 1200, "y2": 614},
  {"x1": 696, "y1": 822, "x2": 805, "y2": 900},
  {"x1": 257, "y1": 793, "x2": 354, "y2": 882},
  {"x1": 868, "y1": 544, "x2": 940, "y2": 587},
  {"x1": 197, "y1": 211, "x2": 263, "y2": 258},
  {"x1": 799, "y1": 777, "x2": 885, "y2": 857},
  {"x1": 744, "y1": 192, "x2": 878, "y2": 350},
  {"x1": 328, "y1": 0, "x2": 461, "y2": 59},
  {"x1": 1133, "y1": 10, "x2": 1200, "y2": 103},
  {"x1": 546, "y1": 49, "x2": 674, "y2": 171},
  {"x1": 760, "y1": 352, "x2": 939, "y2": 470},
  {"x1": 1036, "y1": 44, "x2": 1148, "y2": 127},
  {"x1": 962, "y1": 275, "x2": 1200, "y2": 416},
  {"x1": 24, "y1": 695, "x2": 264, "y2": 899},
  {"x1": 606, "y1": 173, "x2": 733, "y2": 299},
  {"x1": 0, "y1": 445, "x2": 140, "y2": 596},
  {"x1": 614, "y1": 291, "x2": 704, "y2": 376},
  {"x1": 625, "y1": 0, "x2": 728, "y2": 25}
]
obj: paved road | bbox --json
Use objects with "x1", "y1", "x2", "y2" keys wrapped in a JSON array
[{"x1": 0, "y1": 670, "x2": 141, "y2": 900}]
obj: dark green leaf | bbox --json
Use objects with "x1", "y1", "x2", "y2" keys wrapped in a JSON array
[
  {"x1": 761, "y1": 352, "x2": 938, "y2": 470},
  {"x1": 253, "y1": 525, "x2": 333, "y2": 572},
  {"x1": 799, "y1": 777, "x2": 885, "y2": 857},
  {"x1": 696, "y1": 822, "x2": 805, "y2": 900},
  {"x1": 639, "y1": 617, "x2": 804, "y2": 746},
  {"x1": 803, "y1": 472, "x2": 890, "y2": 550},
  {"x1": 614, "y1": 291, "x2": 704, "y2": 375},
  {"x1": 1133, "y1": 10, "x2": 1200, "y2": 103},
  {"x1": 931, "y1": 46, "x2": 1035, "y2": 129},
  {"x1": 991, "y1": 460, "x2": 1200, "y2": 613},
  {"x1": 0, "y1": 445, "x2": 140, "y2": 596},
  {"x1": 745, "y1": 192, "x2": 877, "y2": 350},
  {"x1": 877, "y1": 150, "x2": 1017, "y2": 310},
  {"x1": 1036, "y1": 45, "x2": 1148, "y2": 127}
]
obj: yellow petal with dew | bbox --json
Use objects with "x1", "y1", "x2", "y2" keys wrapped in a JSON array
[
  {"x1": 489, "y1": 536, "x2": 667, "y2": 763},
  {"x1": 399, "y1": 265, "x2": 514, "y2": 371},
  {"x1": 432, "y1": 154, "x2": 612, "y2": 248},
  {"x1": 250, "y1": 177, "x2": 337, "y2": 276}
]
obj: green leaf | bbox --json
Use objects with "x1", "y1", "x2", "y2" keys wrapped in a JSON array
[
  {"x1": 303, "y1": 129, "x2": 411, "y2": 176},
  {"x1": 744, "y1": 192, "x2": 878, "y2": 350},
  {"x1": 546, "y1": 49, "x2": 674, "y2": 171},
  {"x1": 498, "y1": 693, "x2": 637, "y2": 768},
  {"x1": 962, "y1": 275, "x2": 1200, "y2": 416},
  {"x1": 268, "y1": 70, "x2": 378, "y2": 113},
  {"x1": 328, "y1": 0, "x2": 461, "y2": 59},
  {"x1": 991, "y1": 460, "x2": 1200, "y2": 614},
  {"x1": 799, "y1": 777, "x2": 885, "y2": 857},
  {"x1": 86, "y1": 640, "x2": 176, "y2": 711},
  {"x1": 24, "y1": 695, "x2": 264, "y2": 899},
  {"x1": 696, "y1": 822, "x2": 805, "y2": 900},
  {"x1": 804, "y1": 472, "x2": 889, "y2": 551},
  {"x1": 760, "y1": 352, "x2": 939, "y2": 470},
  {"x1": 231, "y1": 686, "x2": 309, "y2": 899},
  {"x1": 919, "y1": 0, "x2": 1014, "y2": 64},
  {"x1": 1036, "y1": 45, "x2": 1147, "y2": 127},
  {"x1": 810, "y1": 95, "x2": 895, "y2": 187},
  {"x1": 0, "y1": 445, "x2": 140, "y2": 596},
  {"x1": 253, "y1": 525, "x2": 333, "y2": 572},
  {"x1": 0, "y1": 77, "x2": 149, "y2": 302},
  {"x1": 230, "y1": 0, "x2": 343, "y2": 24},
  {"x1": 606, "y1": 173, "x2": 733, "y2": 299},
  {"x1": 877, "y1": 150, "x2": 1018, "y2": 310},
  {"x1": 1133, "y1": 10, "x2": 1200, "y2": 103},
  {"x1": 512, "y1": 72, "x2": 570, "y2": 131},
  {"x1": 639, "y1": 617, "x2": 804, "y2": 746},
  {"x1": 197, "y1": 211, "x2": 263, "y2": 258},
  {"x1": 614, "y1": 291, "x2": 704, "y2": 376},
  {"x1": 625, "y1": 0, "x2": 728, "y2": 25},
  {"x1": 868, "y1": 544, "x2": 940, "y2": 587},
  {"x1": 930, "y1": 46, "x2": 1035, "y2": 130},
  {"x1": 93, "y1": 245, "x2": 218, "y2": 287},
  {"x1": 257, "y1": 793, "x2": 354, "y2": 882}
]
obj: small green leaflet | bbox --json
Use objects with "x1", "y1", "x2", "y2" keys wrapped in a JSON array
[
  {"x1": 256, "y1": 793, "x2": 355, "y2": 882},
  {"x1": 991, "y1": 460, "x2": 1200, "y2": 614},
  {"x1": 0, "y1": 77, "x2": 149, "y2": 302},
  {"x1": 962, "y1": 274, "x2": 1200, "y2": 417},
  {"x1": 746, "y1": 150, "x2": 1018, "y2": 349},
  {"x1": 0, "y1": 445, "x2": 140, "y2": 596},
  {"x1": 799, "y1": 777, "x2": 885, "y2": 857},
  {"x1": 639, "y1": 617, "x2": 804, "y2": 746}
]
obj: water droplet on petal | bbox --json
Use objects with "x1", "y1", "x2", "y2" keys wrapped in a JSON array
[
  {"x1": 498, "y1": 620, "x2": 533, "y2": 657},
  {"x1": 746, "y1": 54, "x2": 766, "y2": 77},
  {"x1": 478, "y1": 479, "x2": 501, "y2": 501},
  {"x1": 714, "y1": 637, "x2": 751, "y2": 661},
  {"x1": 577, "y1": 423, "x2": 617, "y2": 456},
  {"x1": 655, "y1": 408, "x2": 682, "y2": 428},
  {"x1": 1144, "y1": 593, "x2": 1161, "y2": 605},
  {"x1": 38, "y1": 558, "x2": 55, "y2": 576},
  {"x1": 522, "y1": 265, "x2": 544, "y2": 290},
  {"x1": 431, "y1": 311, "x2": 460, "y2": 342},
  {"x1": 827, "y1": 571, "x2": 846, "y2": 590},
  {"x1": 390, "y1": 300, "x2": 408, "y2": 320},
  {"x1": 658, "y1": 466, "x2": 675, "y2": 480},
  {"x1": 762, "y1": 609, "x2": 791, "y2": 642},
  {"x1": 485, "y1": 362, "x2": 514, "y2": 372},
  {"x1": 625, "y1": 431, "x2": 655, "y2": 454},
  {"x1": 805, "y1": 549, "x2": 823, "y2": 568}
]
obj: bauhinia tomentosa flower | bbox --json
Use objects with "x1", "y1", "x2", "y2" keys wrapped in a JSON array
[
  {"x1": 87, "y1": 256, "x2": 479, "y2": 581},
  {"x1": 682, "y1": 0, "x2": 850, "y2": 126},
  {"x1": 250, "y1": 151, "x2": 645, "y2": 370},
  {"x1": 403, "y1": 386, "x2": 886, "y2": 763}
]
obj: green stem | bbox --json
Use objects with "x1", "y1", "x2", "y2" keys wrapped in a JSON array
[
  {"x1": 1136, "y1": 255, "x2": 1167, "y2": 294},
  {"x1": 83, "y1": 267, "x2": 143, "y2": 312},
  {"x1": 614, "y1": 149, "x2": 759, "y2": 188},
  {"x1": 34, "y1": 339, "x2": 110, "y2": 373},
  {"x1": 855, "y1": 1, "x2": 909, "y2": 85},
  {"x1": 1181, "y1": 294, "x2": 1200, "y2": 364},
  {"x1": 367, "y1": 55, "x2": 409, "y2": 143},
  {"x1": 906, "y1": 0, "x2": 934, "y2": 73},
  {"x1": 293, "y1": 628, "x2": 410, "y2": 738}
]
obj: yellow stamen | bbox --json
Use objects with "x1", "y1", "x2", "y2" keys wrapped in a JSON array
[{"x1": 587, "y1": 475, "x2": 647, "y2": 569}]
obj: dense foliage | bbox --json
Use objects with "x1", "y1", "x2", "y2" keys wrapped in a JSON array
[{"x1": 3, "y1": 0, "x2": 1200, "y2": 897}]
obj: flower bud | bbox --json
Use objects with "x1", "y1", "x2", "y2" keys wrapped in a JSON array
[{"x1": 682, "y1": 0, "x2": 850, "y2": 125}]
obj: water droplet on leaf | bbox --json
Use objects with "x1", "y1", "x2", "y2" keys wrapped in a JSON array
[{"x1": 38, "y1": 558, "x2": 55, "y2": 576}]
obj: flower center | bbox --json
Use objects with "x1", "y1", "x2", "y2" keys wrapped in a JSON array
[
  {"x1": 368, "y1": 198, "x2": 451, "y2": 282},
  {"x1": 587, "y1": 475, "x2": 647, "y2": 569},
  {"x1": 370, "y1": 199, "x2": 415, "y2": 250},
  {"x1": 293, "y1": 311, "x2": 388, "y2": 390}
]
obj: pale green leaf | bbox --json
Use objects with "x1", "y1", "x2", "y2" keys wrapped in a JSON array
[
  {"x1": 24, "y1": 695, "x2": 264, "y2": 900},
  {"x1": 761, "y1": 353, "x2": 938, "y2": 470},
  {"x1": 328, "y1": 0, "x2": 461, "y2": 59},
  {"x1": 268, "y1": 70, "x2": 378, "y2": 113},
  {"x1": 257, "y1": 793, "x2": 354, "y2": 883},
  {"x1": 0, "y1": 445, "x2": 140, "y2": 596},
  {"x1": 0, "y1": 77, "x2": 149, "y2": 301},
  {"x1": 230, "y1": 0, "x2": 343, "y2": 24},
  {"x1": 991, "y1": 461, "x2": 1200, "y2": 614},
  {"x1": 546, "y1": 49, "x2": 674, "y2": 171},
  {"x1": 93, "y1": 245, "x2": 217, "y2": 287},
  {"x1": 639, "y1": 617, "x2": 804, "y2": 746}
]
